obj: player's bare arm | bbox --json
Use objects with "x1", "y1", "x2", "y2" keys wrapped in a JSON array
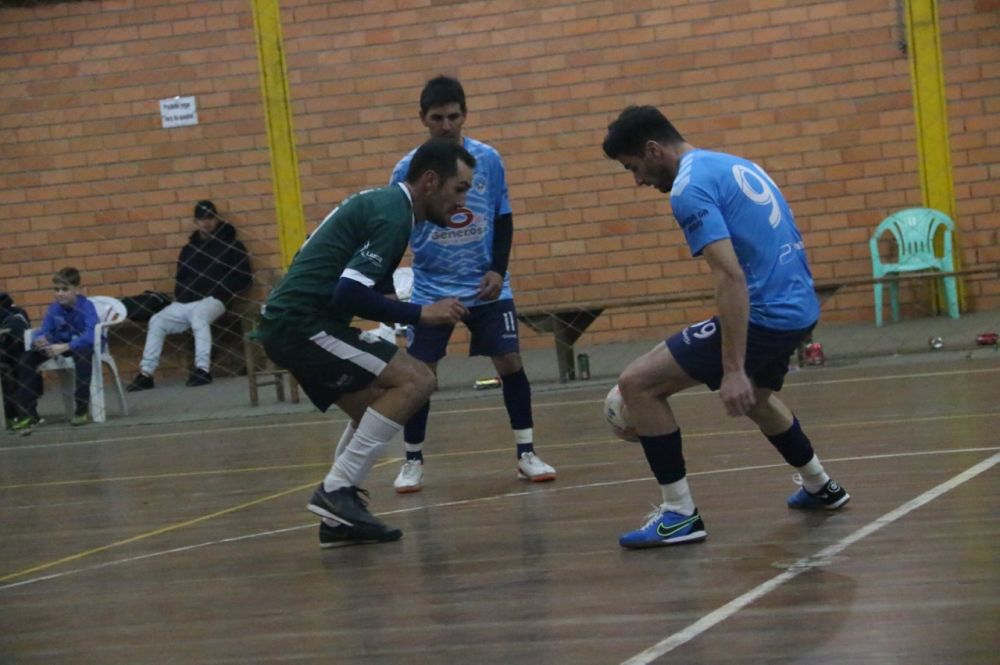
[{"x1": 701, "y1": 238, "x2": 755, "y2": 417}]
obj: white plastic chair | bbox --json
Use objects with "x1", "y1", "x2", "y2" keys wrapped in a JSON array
[
  {"x1": 372, "y1": 267, "x2": 415, "y2": 343},
  {"x1": 24, "y1": 295, "x2": 129, "y2": 423}
]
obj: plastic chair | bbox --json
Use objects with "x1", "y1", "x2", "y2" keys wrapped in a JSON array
[
  {"x1": 869, "y1": 207, "x2": 959, "y2": 326},
  {"x1": 24, "y1": 295, "x2": 129, "y2": 423}
]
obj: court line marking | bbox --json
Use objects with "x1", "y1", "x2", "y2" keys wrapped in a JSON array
[
  {"x1": 3, "y1": 408, "x2": 998, "y2": 490},
  {"x1": 620, "y1": 451, "x2": 1000, "y2": 665},
  {"x1": 2, "y1": 365, "x2": 997, "y2": 453},
  {"x1": 2, "y1": 445, "x2": 996, "y2": 591}
]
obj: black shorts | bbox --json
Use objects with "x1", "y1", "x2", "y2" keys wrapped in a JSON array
[
  {"x1": 406, "y1": 299, "x2": 520, "y2": 363},
  {"x1": 259, "y1": 317, "x2": 398, "y2": 412},
  {"x1": 666, "y1": 316, "x2": 814, "y2": 392}
]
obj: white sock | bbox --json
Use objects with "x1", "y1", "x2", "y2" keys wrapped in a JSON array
[
  {"x1": 404, "y1": 442, "x2": 423, "y2": 461},
  {"x1": 797, "y1": 455, "x2": 830, "y2": 493},
  {"x1": 333, "y1": 421, "x2": 357, "y2": 461},
  {"x1": 324, "y1": 408, "x2": 401, "y2": 491},
  {"x1": 514, "y1": 428, "x2": 533, "y2": 445},
  {"x1": 659, "y1": 477, "x2": 696, "y2": 516}
]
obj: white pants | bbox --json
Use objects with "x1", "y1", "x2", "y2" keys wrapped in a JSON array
[{"x1": 140, "y1": 297, "x2": 226, "y2": 375}]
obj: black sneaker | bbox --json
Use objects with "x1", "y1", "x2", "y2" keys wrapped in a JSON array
[
  {"x1": 307, "y1": 485, "x2": 400, "y2": 536},
  {"x1": 126, "y1": 373, "x2": 154, "y2": 392},
  {"x1": 787, "y1": 477, "x2": 850, "y2": 510},
  {"x1": 185, "y1": 368, "x2": 213, "y2": 387},
  {"x1": 319, "y1": 518, "x2": 401, "y2": 548}
]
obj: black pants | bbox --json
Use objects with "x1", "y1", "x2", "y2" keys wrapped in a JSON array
[{"x1": 14, "y1": 348, "x2": 92, "y2": 417}]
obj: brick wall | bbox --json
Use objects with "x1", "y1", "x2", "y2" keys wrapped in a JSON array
[{"x1": 1, "y1": 0, "x2": 997, "y2": 351}]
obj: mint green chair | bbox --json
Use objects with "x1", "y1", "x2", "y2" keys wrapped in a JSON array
[{"x1": 870, "y1": 207, "x2": 959, "y2": 326}]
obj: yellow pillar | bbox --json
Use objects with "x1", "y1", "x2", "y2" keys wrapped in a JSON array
[
  {"x1": 250, "y1": 0, "x2": 306, "y2": 269},
  {"x1": 903, "y1": 0, "x2": 965, "y2": 310}
]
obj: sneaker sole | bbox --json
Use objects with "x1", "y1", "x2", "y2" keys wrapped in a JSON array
[
  {"x1": 394, "y1": 484, "x2": 422, "y2": 494},
  {"x1": 517, "y1": 471, "x2": 556, "y2": 482},
  {"x1": 621, "y1": 530, "x2": 708, "y2": 549}
]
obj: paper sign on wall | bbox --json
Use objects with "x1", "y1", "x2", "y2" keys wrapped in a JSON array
[{"x1": 160, "y1": 96, "x2": 199, "y2": 128}]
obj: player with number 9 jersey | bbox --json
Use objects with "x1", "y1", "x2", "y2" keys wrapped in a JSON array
[
  {"x1": 601, "y1": 105, "x2": 849, "y2": 551},
  {"x1": 670, "y1": 149, "x2": 819, "y2": 331}
]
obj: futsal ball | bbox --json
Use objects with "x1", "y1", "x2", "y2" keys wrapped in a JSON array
[{"x1": 604, "y1": 384, "x2": 638, "y2": 442}]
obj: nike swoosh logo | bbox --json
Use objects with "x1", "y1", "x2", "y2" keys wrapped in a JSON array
[{"x1": 656, "y1": 515, "x2": 699, "y2": 537}]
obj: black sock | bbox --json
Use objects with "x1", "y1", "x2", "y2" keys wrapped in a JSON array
[
  {"x1": 500, "y1": 368, "x2": 533, "y2": 430},
  {"x1": 638, "y1": 430, "x2": 685, "y2": 485},
  {"x1": 766, "y1": 417, "x2": 815, "y2": 468}
]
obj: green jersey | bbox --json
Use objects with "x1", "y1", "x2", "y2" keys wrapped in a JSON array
[{"x1": 263, "y1": 184, "x2": 414, "y2": 326}]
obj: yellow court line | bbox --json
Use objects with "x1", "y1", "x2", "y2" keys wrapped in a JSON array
[
  {"x1": 4, "y1": 408, "x2": 999, "y2": 581},
  {"x1": 0, "y1": 481, "x2": 310, "y2": 584}
]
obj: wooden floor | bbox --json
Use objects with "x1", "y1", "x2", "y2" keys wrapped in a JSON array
[{"x1": 1, "y1": 357, "x2": 998, "y2": 664}]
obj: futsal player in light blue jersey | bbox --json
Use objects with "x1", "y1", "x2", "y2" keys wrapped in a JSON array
[
  {"x1": 385, "y1": 76, "x2": 556, "y2": 492},
  {"x1": 602, "y1": 106, "x2": 849, "y2": 549}
]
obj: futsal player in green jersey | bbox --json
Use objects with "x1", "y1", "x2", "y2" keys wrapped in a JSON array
[{"x1": 260, "y1": 139, "x2": 475, "y2": 546}]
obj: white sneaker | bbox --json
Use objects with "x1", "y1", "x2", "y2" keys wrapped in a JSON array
[
  {"x1": 393, "y1": 460, "x2": 423, "y2": 494},
  {"x1": 517, "y1": 452, "x2": 556, "y2": 482}
]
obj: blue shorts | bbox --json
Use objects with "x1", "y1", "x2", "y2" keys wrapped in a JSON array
[
  {"x1": 666, "y1": 316, "x2": 815, "y2": 392},
  {"x1": 407, "y1": 299, "x2": 520, "y2": 363}
]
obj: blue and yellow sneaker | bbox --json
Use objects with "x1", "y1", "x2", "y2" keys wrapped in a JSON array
[
  {"x1": 619, "y1": 506, "x2": 707, "y2": 549},
  {"x1": 787, "y1": 477, "x2": 850, "y2": 510}
]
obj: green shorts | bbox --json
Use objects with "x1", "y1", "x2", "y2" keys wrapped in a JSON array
[{"x1": 259, "y1": 316, "x2": 399, "y2": 412}]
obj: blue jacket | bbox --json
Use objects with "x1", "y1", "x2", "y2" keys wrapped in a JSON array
[{"x1": 33, "y1": 295, "x2": 99, "y2": 354}]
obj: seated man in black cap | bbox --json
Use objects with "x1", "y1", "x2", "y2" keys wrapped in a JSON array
[
  {"x1": 0, "y1": 291, "x2": 31, "y2": 427},
  {"x1": 127, "y1": 200, "x2": 252, "y2": 391}
]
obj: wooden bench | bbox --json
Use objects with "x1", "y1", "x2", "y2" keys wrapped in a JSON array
[{"x1": 517, "y1": 266, "x2": 998, "y2": 382}]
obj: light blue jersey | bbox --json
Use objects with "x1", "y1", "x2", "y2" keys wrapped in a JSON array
[
  {"x1": 390, "y1": 137, "x2": 513, "y2": 307},
  {"x1": 670, "y1": 149, "x2": 819, "y2": 330}
]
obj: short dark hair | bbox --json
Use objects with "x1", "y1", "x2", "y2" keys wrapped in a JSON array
[
  {"x1": 602, "y1": 105, "x2": 685, "y2": 159},
  {"x1": 54, "y1": 266, "x2": 81, "y2": 287},
  {"x1": 420, "y1": 75, "x2": 466, "y2": 114},
  {"x1": 406, "y1": 138, "x2": 476, "y2": 183},
  {"x1": 194, "y1": 200, "x2": 217, "y2": 219},
  {"x1": 405, "y1": 138, "x2": 476, "y2": 184}
]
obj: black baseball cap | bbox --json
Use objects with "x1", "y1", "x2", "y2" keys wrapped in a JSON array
[{"x1": 194, "y1": 200, "x2": 217, "y2": 219}]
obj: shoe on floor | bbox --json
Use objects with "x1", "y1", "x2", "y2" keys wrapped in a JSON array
[
  {"x1": 71, "y1": 409, "x2": 91, "y2": 426},
  {"x1": 185, "y1": 368, "x2": 213, "y2": 387},
  {"x1": 393, "y1": 460, "x2": 423, "y2": 494},
  {"x1": 619, "y1": 507, "x2": 707, "y2": 549},
  {"x1": 319, "y1": 517, "x2": 401, "y2": 548},
  {"x1": 517, "y1": 451, "x2": 556, "y2": 482},
  {"x1": 10, "y1": 414, "x2": 44, "y2": 434},
  {"x1": 307, "y1": 484, "x2": 401, "y2": 541},
  {"x1": 126, "y1": 373, "x2": 154, "y2": 392},
  {"x1": 787, "y1": 477, "x2": 850, "y2": 510}
]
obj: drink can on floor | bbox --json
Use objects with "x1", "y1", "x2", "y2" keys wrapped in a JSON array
[
  {"x1": 576, "y1": 353, "x2": 590, "y2": 380},
  {"x1": 473, "y1": 377, "x2": 501, "y2": 390},
  {"x1": 975, "y1": 332, "x2": 998, "y2": 346},
  {"x1": 803, "y1": 342, "x2": 825, "y2": 366}
]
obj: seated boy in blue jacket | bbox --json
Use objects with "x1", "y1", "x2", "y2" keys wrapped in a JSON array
[{"x1": 11, "y1": 267, "x2": 99, "y2": 432}]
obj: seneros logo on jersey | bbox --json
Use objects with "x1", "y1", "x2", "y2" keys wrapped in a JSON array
[{"x1": 447, "y1": 207, "x2": 475, "y2": 229}]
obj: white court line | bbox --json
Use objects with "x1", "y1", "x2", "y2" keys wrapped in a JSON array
[
  {"x1": 3, "y1": 365, "x2": 998, "y2": 453},
  {"x1": 620, "y1": 451, "x2": 1000, "y2": 665},
  {"x1": 2, "y1": 445, "x2": 996, "y2": 593}
]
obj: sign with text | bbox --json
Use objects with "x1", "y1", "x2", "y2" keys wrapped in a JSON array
[{"x1": 159, "y1": 96, "x2": 199, "y2": 128}]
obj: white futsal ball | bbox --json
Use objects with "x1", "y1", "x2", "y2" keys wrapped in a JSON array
[{"x1": 604, "y1": 384, "x2": 638, "y2": 442}]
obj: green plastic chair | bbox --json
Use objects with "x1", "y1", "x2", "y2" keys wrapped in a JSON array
[{"x1": 869, "y1": 207, "x2": 959, "y2": 326}]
